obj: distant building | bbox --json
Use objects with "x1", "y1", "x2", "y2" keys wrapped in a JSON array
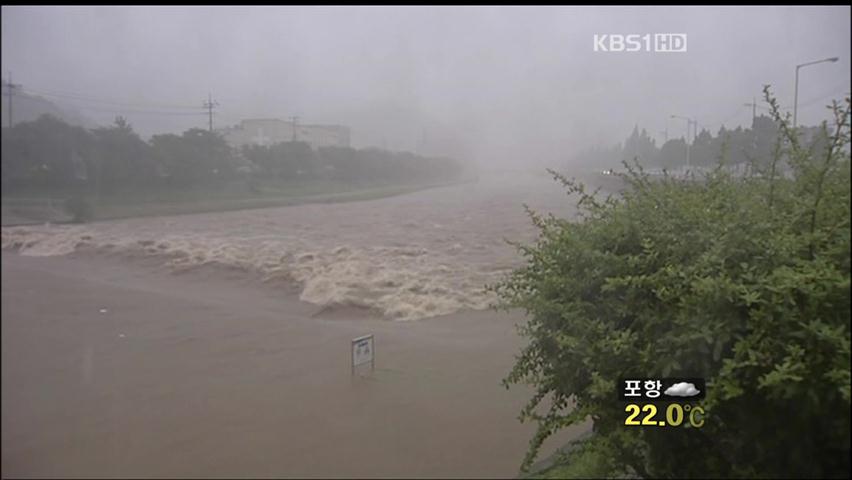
[{"x1": 218, "y1": 119, "x2": 350, "y2": 150}]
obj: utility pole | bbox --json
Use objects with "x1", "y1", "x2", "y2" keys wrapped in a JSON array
[
  {"x1": 744, "y1": 97, "x2": 758, "y2": 125},
  {"x1": 752, "y1": 97, "x2": 756, "y2": 123},
  {"x1": 5, "y1": 72, "x2": 22, "y2": 128},
  {"x1": 290, "y1": 115, "x2": 299, "y2": 142},
  {"x1": 203, "y1": 93, "x2": 219, "y2": 132}
]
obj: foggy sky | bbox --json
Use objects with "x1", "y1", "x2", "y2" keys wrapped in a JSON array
[{"x1": 2, "y1": 6, "x2": 850, "y2": 169}]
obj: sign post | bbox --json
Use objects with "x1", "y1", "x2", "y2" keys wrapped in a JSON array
[{"x1": 351, "y1": 334, "x2": 375, "y2": 377}]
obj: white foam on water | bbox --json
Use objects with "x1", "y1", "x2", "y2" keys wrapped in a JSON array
[
  {"x1": 2, "y1": 225, "x2": 503, "y2": 321},
  {"x1": 2, "y1": 225, "x2": 96, "y2": 257},
  {"x1": 1, "y1": 174, "x2": 575, "y2": 321}
]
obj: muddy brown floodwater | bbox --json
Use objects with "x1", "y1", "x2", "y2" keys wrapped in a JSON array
[{"x1": 2, "y1": 171, "x2": 596, "y2": 477}]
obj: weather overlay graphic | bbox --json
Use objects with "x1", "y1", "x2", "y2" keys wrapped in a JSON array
[{"x1": 619, "y1": 378, "x2": 706, "y2": 428}]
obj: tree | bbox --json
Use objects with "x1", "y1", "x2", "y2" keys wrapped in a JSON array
[
  {"x1": 150, "y1": 128, "x2": 234, "y2": 186},
  {"x1": 0, "y1": 114, "x2": 93, "y2": 191},
  {"x1": 658, "y1": 138, "x2": 688, "y2": 170},
  {"x1": 690, "y1": 128, "x2": 715, "y2": 167},
  {"x1": 90, "y1": 116, "x2": 154, "y2": 192},
  {"x1": 622, "y1": 126, "x2": 658, "y2": 165},
  {"x1": 492, "y1": 89, "x2": 851, "y2": 478},
  {"x1": 273, "y1": 141, "x2": 316, "y2": 179}
]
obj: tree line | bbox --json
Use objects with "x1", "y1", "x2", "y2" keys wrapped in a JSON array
[
  {"x1": 573, "y1": 115, "x2": 831, "y2": 172},
  {"x1": 1, "y1": 114, "x2": 465, "y2": 194}
]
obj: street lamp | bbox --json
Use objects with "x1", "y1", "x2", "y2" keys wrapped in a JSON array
[
  {"x1": 794, "y1": 57, "x2": 839, "y2": 128},
  {"x1": 671, "y1": 114, "x2": 696, "y2": 171}
]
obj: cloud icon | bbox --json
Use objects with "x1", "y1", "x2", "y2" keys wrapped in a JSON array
[{"x1": 664, "y1": 382, "x2": 701, "y2": 397}]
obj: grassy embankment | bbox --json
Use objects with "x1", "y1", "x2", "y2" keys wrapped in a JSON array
[{"x1": 1, "y1": 177, "x2": 470, "y2": 226}]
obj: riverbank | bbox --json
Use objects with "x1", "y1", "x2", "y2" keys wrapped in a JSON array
[{"x1": 1, "y1": 178, "x2": 473, "y2": 226}]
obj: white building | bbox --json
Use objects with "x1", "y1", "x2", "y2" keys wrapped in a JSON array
[{"x1": 219, "y1": 119, "x2": 350, "y2": 150}]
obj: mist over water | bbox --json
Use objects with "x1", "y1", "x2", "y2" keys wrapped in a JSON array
[
  {"x1": 4, "y1": 7, "x2": 849, "y2": 168},
  {"x1": 2, "y1": 172, "x2": 576, "y2": 321}
]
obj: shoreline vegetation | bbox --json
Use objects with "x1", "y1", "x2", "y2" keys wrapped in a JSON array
[
  {"x1": 1, "y1": 177, "x2": 475, "y2": 226},
  {"x1": 2, "y1": 113, "x2": 473, "y2": 225}
]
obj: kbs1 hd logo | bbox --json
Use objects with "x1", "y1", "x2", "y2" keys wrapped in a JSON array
[{"x1": 593, "y1": 34, "x2": 688, "y2": 53}]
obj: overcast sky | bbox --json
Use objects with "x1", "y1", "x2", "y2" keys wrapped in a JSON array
[{"x1": 2, "y1": 6, "x2": 850, "y2": 169}]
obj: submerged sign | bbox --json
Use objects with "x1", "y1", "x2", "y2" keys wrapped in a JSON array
[{"x1": 351, "y1": 334, "x2": 375, "y2": 375}]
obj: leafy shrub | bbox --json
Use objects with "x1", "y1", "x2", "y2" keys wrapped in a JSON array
[{"x1": 493, "y1": 88, "x2": 850, "y2": 478}]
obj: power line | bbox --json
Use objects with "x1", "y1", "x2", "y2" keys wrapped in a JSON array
[
  {"x1": 73, "y1": 106, "x2": 208, "y2": 116},
  {"x1": 21, "y1": 87, "x2": 204, "y2": 110},
  {"x1": 16, "y1": 95, "x2": 208, "y2": 117},
  {"x1": 23, "y1": 86, "x2": 306, "y2": 130},
  {"x1": 796, "y1": 87, "x2": 850, "y2": 110},
  {"x1": 713, "y1": 105, "x2": 748, "y2": 130}
]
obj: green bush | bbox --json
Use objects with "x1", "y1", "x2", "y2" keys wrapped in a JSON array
[
  {"x1": 535, "y1": 435, "x2": 635, "y2": 479},
  {"x1": 493, "y1": 88, "x2": 850, "y2": 478}
]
